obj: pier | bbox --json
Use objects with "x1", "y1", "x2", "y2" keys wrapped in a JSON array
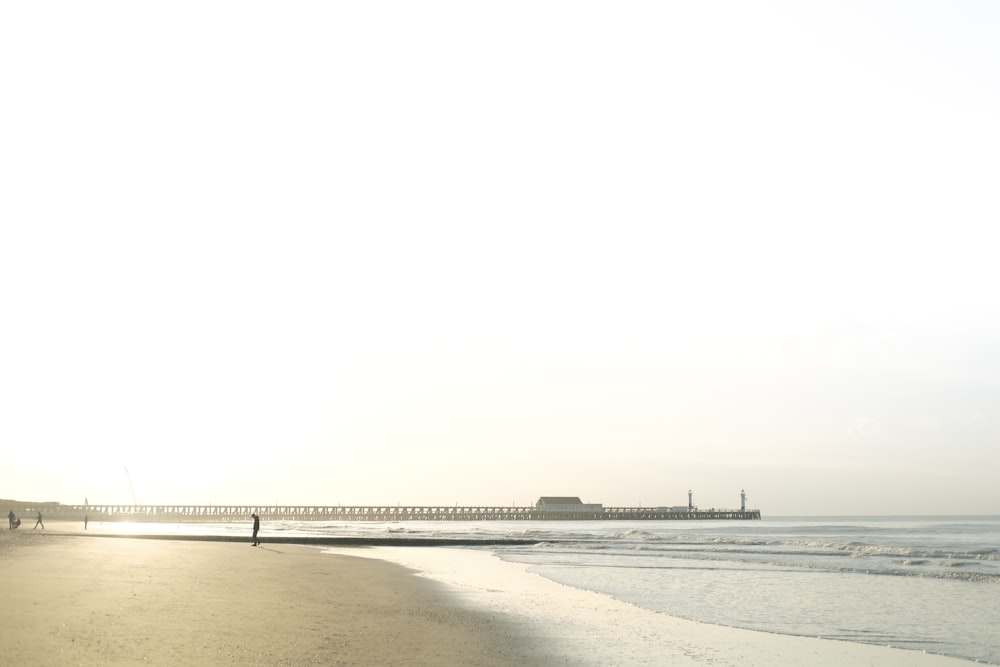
[{"x1": 21, "y1": 503, "x2": 761, "y2": 522}]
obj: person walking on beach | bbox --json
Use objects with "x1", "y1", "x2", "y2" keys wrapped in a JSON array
[
  {"x1": 251, "y1": 512, "x2": 260, "y2": 546},
  {"x1": 84, "y1": 514, "x2": 88, "y2": 530},
  {"x1": 7, "y1": 510, "x2": 14, "y2": 530},
  {"x1": 34, "y1": 512, "x2": 44, "y2": 529}
]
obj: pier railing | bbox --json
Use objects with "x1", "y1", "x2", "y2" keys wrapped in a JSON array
[{"x1": 23, "y1": 504, "x2": 761, "y2": 522}]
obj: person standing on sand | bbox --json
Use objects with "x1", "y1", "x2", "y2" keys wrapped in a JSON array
[
  {"x1": 34, "y1": 512, "x2": 44, "y2": 529},
  {"x1": 84, "y1": 514, "x2": 88, "y2": 530},
  {"x1": 7, "y1": 510, "x2": 14, "y2": 529},
  {"x1": 251, "y1": 512, "x2": 260, "y2": 546}
]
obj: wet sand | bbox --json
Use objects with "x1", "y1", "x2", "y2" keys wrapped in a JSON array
[{"x1": 0, "y1": 524, "x2": 978, "y2": 666}]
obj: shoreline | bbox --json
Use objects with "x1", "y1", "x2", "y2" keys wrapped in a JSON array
[
  {"x1": 328, "y1": 545, "x2": 982, "y2": 667},
  {"x1": 2, "y1": 525, "x2": 983, "y2": 666}
]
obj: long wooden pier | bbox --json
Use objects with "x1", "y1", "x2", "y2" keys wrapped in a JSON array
[{"x1": 27, "y1": 503, "x2": 761, "y2": 522}]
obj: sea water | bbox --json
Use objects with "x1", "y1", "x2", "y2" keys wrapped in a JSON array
[
  {"x1": 490, "y1": 516, "x2": 1000, "y2": 664},
  {"x1": 94, "y1": 516, "x2": 1000, "y2": 664}
]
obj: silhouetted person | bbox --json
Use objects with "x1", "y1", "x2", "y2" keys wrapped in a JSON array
[
  {"x1": 251, "y1": 513, "x2": 260, "y2": 546},
  {"x1": 7, "y1": 510, "x2": 14, "y2": 529},
  {"x1": 34, "y1": 512, "x2": 44, "y2": 529},
  {"x1": 84, "y1": 514, "x2": 88, "y2": 530}
]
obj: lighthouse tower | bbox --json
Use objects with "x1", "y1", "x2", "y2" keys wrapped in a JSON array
[{"x1": 740, "y1": 489, "x2": 747, "y2": 511}]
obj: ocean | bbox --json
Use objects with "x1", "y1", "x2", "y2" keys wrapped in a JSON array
[
  {"x1": 494, "y1": 516, "x2": 1000, "y2": 664},
  {"x1": 501, "y1": 517, "x2": 1000, "y2": 664},
  {"x1": 95, "y1": 515, "x2": 999, "y2": 664}
]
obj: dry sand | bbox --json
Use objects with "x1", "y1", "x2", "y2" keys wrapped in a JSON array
[
  {"x1": 0, "y1": 524, "x2": 544, "y2": 666},
  {"x1": 1, "y1": 524, "x2": 980, "y2": 666}
]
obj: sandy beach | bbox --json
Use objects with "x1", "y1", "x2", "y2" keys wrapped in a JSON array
[
  {"x1": 0, "y1": 524, "x2": 545, "y2": 666},
  {"x1": 0, "y1": 524, "x2": 980, "y2": 666}
]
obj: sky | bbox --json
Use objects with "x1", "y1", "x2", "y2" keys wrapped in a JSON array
[{"x1": 2, "y1": 2, "x2": 998, "y2": 515}]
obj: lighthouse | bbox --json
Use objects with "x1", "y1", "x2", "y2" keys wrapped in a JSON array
[{"x1": 741, "y1": 489, "x2": 747, "y2": 511}]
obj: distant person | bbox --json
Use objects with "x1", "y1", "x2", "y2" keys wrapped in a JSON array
[
  {"x1": 251, "y1": 513, "x2": 260, "y2": 546},
  {"x1": 7, "y1": 510, "x2": 14, "y2": 530},
  {"x1": 34, "y1": 512, "x2": 44, "y2": 529},
  {"x1": 84, "y1": 514, "x2": 88, "y2": 530}
]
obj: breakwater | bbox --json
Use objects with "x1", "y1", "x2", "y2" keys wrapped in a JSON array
[{"x1": 74, "y1": 532, "x2": 543, "y2": 547}]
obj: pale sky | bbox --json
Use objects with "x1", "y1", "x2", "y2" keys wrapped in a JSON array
[{"x1": 2, "y1": 2, "x2": 998, "y2": 515}]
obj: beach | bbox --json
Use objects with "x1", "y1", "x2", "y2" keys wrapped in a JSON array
[
  {"x1": 0, "y1": 524, "x2": 545, "y2": 666},
  {"x1": 0, "y1": 524, "x2": 981, "y2": 666}
]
